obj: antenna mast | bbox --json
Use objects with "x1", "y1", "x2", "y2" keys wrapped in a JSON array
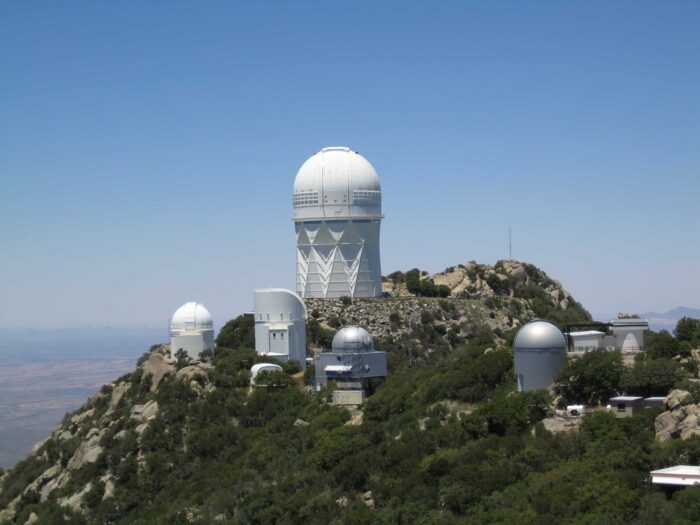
[{"x1": 509, "y1": 227, "x2": 512, "y2": 261}]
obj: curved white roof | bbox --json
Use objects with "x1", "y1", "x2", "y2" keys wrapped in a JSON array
[
  {"x1": 514, "y1": 319, "x2": 566, "y2": 350},
  {"x1": 254, "y1": 288, "x2": 307, "y2": 321},
  {"x1": 331, "y1": 325, "x2": 375, "y2": 353},
  {"x1": 292, "y1": 147, "x2": 382, "y2": 221},
  {"x1": 170, "y1": 302, "x2": 214, "y2": 336}
]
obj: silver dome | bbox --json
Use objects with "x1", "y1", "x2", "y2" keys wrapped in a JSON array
[
  {"x1": 331, "y1": 325, "x2": 375, "y2": 353},
  {"x1": 513, "y1": 320, "x2": 566, "y2": 350}
]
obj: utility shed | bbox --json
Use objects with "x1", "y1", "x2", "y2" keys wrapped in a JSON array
[
  {"x1": 651, "y1": 465, "x2": 700, "y2": 487},
  {"x1": 609, "y1": 396, "x2": 643, "y2": 418}
]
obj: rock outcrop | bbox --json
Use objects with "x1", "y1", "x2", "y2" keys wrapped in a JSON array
[
  {"x1": 141, "y1": 349, "x2": 175, "y2": 391},
  {"x1": 655, "y1": 390, "x2": 700, "y2": 441}
]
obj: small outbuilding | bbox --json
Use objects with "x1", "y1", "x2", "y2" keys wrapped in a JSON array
[
  {"x1": 608, "y1": 396, "x2": 643, "y2": 418},
  {"x1": 651, "y1": 465, "x2": 700, "y2": 487}
]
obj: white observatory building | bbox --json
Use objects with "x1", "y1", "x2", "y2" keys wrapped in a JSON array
[
  {"x1": 513, "y1": 319, "x2": 567, "y2": 392},
  {"x1": 316, "y1": 325, "x2": 387, "y2": 387},
  {"x1": 254, "y1": 288, "x2": 308, "y2": 369},
  {"x1": 169, "y1": 302, "x2": 215, "y2": 359},
  {"x1": 292, "y1": 147, "x2": 383, "y2": 298},
  {"x1": 609, "y1": 317, "x2": 648, "y2": 352}
]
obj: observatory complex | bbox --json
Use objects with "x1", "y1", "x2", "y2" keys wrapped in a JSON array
[
  {"x1": 254, "y1": 288, "x2": 308, "y2": 369},
  {"x1": 292, "y1": 147, "x2": 383, "y2": 298},
  {"x1": 169, "y1": 302, "x2": 215, "y2": 359},
  {"x1": 513, "y1": 319, "x2": 567, "y2": 392}
]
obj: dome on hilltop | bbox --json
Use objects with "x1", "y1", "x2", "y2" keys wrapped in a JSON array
[
  {"x1": 170, "y1": 302, "x2": 213, "y2": 336},
  {"x1": 331, "y1": 325, "x2": 375, "y2": 353}
]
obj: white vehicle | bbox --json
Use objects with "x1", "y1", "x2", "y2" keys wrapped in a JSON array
[{"x1": 566, "y1": 404, "x2": 586, "y2": 416}]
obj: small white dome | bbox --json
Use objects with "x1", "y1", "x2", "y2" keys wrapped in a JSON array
[
  {"x1": 514, "y1": 320, "x2": 566, "y2": 350},
  {"x1": 170, "y1": 302, "x2": 213, "y2": 336},
  {"x1": 292, "y1": 147, "x2": 382, "y2": 221},
  {"x1": 332, "y1": 325, "x2": 375, "y2": 353}
]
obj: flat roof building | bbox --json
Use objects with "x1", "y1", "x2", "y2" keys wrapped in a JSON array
[
  {"x1": 651, "y1": 465, "x2": 700, "y2": 487},
  {"x1": 608, "y1": 396, "x2": 644, "y2": 418},
  {"x1": 568, "y1": 330, "x2": 605, "y2": 352}
]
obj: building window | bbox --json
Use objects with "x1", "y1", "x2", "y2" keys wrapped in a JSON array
[
  {"x1": 617, "y1": 404, "x2": 626, "y2": 412},
  {"x1": 273, "y1": 333, "x2": 276, "y2": 339},
  {"x1": 293, "y1": 191, "x2": 319, "y2": 206},
  {"x1": 281, "y1": 333, "x2": 284, "y2": 339},
  {"x1": 280, "y1": 313, "x2": 284, "y2": 320},
  {"x1": 266, "y1": 313, "x2": 270, "y2": 320},
  {"x1": 352, "y1": 189, "x2": 381, "y2": 204}
]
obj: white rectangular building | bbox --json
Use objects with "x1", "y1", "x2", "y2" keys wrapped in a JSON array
[{"x1": 568, "y1": 330, "x2": 605, "y2": 352}]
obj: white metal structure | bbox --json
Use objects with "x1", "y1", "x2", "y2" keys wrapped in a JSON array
[
  {"x1": 169, "y1": 302, "x2": 215, "y2": 360},
  {"x1": 513, "y1": 319, "x2": 567, "y2": 392},
  {"x1": 568, "y1": 330, "x2": 605, "y2": 352},
  {"x1": 292, "y1": 146, "x2": 383, "y2": 298},
  {"x1": 250, "y1": 363, "x2": 284, "y2": 386},
  {"x1": 609, "y1": 318, "x2": 649, "y2": 351},
  {"x1": 651, "y1": 465, "x2": 700, "y2": 487},
  {"x1": 315, "y1": 325, "x2": 387, "y2": 386},
  {"x1": 254, "y1": 288, "x2": 307, "y2": 369}
]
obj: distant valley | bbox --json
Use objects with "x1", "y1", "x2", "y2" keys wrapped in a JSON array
[{"x1": 0, "y1": 328, "x2": 164, "y2": 469}]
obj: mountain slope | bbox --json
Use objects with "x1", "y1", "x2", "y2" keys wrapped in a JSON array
[{"x1": 3, "y1": 262, "x2": 699, "y2": 524}]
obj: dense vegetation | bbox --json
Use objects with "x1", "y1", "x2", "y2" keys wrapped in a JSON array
[{"x1": 3, "y1": 309, "x2": 700, "y2": 524}]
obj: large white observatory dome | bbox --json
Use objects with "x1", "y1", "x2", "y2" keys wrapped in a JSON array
[
  {"x1": 170, "y1": 302, "x2": 214, "y2": 336},
  {"x1": 332, "y1": 325, "x2": 375, "y2": 353},
  {"x1": 292, "y1": 146, "x2": 382, "y2": 221}
]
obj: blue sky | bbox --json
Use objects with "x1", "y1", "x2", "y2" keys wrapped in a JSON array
[{"x1": 1, "y1": 1, "x2": 698, "y2": 329}]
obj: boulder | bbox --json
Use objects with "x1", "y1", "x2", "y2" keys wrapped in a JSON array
[
  {"x1": 142, "y1": 352, "x2": 174, "y2": 391},
  {"x1": 681, "y1": 428, "x2": 700, "y2": 440},
  {"x1": 108, "y1": 383, "x2": 129, "y2": 411},
  {"x1": 59, "y1": 482, "x2": 92, "y2": 512},
  {"x1": 131, "y1": 400, "x2": 159, "y2": 424},
  {"x1": 176, "y1": 363, "x2": 211, "y2": 382},
  {"x1": 66, "y1": 432, "x2": 103, "y2": 471},
  {"x1": 40, "y1": 471, "x2": 71, "y2": 502},
  {"x1": 24, "y1": 512, "x2": 39, "y2": 525},
  {"x1": 70, "y1": 408, "x2": 95, "y2": 427},
  {"x1": 293, "y1": 419, "x2": 310, "y2": 427},
  {"x1": 666, "y1": 390, "x2": 693, "y2": 411}
]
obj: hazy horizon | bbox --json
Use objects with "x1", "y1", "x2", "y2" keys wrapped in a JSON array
[{"x1": 2, "y1": 2, "x2": 698, "y2": 330}]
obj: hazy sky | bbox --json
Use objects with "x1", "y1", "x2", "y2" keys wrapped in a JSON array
[{"x1": 1, "y1": 2, "x2": 698, "y2": 330}]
